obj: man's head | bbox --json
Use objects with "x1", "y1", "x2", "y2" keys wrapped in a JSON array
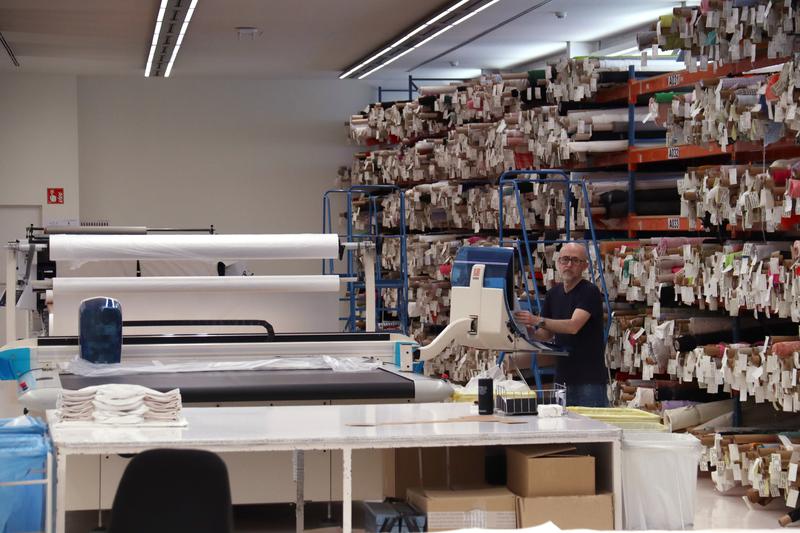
[{"x1": 557, "y1": 242, "x2": 588, "y2": 284}]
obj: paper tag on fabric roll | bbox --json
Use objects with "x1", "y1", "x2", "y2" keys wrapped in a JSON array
[
  {"x1": 729, "y1": 443, "x2": 741, "y2": 462},
  {"x1": 789, "y1": 463, "x2": 799, "y2": 482},
  {"x1": 755, "y1": 385, "x2": 766, "y2": 403},
  {"x1": 788, "y1": 488, "x2": 800, "y2": 508}
]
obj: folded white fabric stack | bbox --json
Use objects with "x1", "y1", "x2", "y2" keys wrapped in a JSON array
[{"x1": 57, "y1": 384, "x2": 182, "y2": 425}]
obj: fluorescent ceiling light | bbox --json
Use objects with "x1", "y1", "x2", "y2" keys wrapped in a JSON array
[
  {"x1": 144, "y1": 0, "x2": 169, "y2": 77},
  {"x1": 144, "y1": 0, "x2": 198, "y2": 78},
  {"x1": 340, "y1": 0, "x2": 500, "y2": 80}
]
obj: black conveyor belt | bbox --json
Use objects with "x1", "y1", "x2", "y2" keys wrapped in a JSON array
[{"x1": 58, "y1": 368, "x2": 414, "y2": 403}]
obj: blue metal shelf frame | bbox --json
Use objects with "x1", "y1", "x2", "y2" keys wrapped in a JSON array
[
  {"x1": 497, "y1": 169, "x2": 613, "y2": 390},
  {"x1": 322, "y1": 185, "x2": 409, "y2": 334}
]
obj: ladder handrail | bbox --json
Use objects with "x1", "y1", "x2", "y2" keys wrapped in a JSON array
[{"x1": 496, "y1": 170, "x2": 613, "y2": 344}]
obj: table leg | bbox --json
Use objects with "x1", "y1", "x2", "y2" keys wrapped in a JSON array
[
  {"x1": 55, "y1": 450, "x2": 66, "y2": 533},
  {"x1": 46, "y1": 451, "x2": 53, "y2": 533},
  {"x1": 342, "y1": 447, "x2": 352, "y2": 533},
  {"x1": 293, "y1": 450, "x2": 304, "y2": 533}
]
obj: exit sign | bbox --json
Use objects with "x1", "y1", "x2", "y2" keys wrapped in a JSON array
[{"x1": 47, "y1": 188, "x2": 64, "y2": 204}]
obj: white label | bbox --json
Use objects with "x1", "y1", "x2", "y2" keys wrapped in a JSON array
[
  {"x1": 789, "y1": 489, "x2": 800, "y2": 508},
  {"x1": 729, "y1": 443, "x2": 741, "y2": 462}
]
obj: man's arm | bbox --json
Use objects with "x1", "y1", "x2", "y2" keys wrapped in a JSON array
[
  {"x1": 513, "y1": 310, "x2": 555, "y2": 341},
  {"x1": 537, "y1": 309, "x2": 591, "y2": 335}
]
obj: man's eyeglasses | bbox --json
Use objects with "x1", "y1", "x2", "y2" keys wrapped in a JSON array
[{"x1": 557, "y1": 256, "x2": 587, "y2": 266}]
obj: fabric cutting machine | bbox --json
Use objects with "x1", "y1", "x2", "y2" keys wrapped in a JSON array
[{"x1": 1, "y1": 233, "x2": 561, "y2": 412}]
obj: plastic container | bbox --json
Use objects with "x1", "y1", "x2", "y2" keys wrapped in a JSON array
[
  {"x1": 621, "y1": 431, "x2": 702, "y2": 530},
  {"x1": 0, "y1": 416, "x2": 50, "y2": 533}
]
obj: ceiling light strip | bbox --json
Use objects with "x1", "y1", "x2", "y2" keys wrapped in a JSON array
[
  {"x1": 340, "y1": 0, "x2": 497, "y2": 80},
  {"x1": 408, "y1": 0, "x2": 554, "y2": 73},
  {"x1": 145, "y1": 0, "x2": 198, "y2": 78},
  {"x1": 144, "y1": 0, "x2": 169, "y2": 77}
]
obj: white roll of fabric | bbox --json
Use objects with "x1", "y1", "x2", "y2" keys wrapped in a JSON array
[
  {"x1": 50, "y1": 275, "x2": 341, "y2": 335},
  {"x1": 51, "y1": 275, "x2": 340, "y2": 294},
  {"x1": 567, "y1": 140, "x2": 629, "y2": 153},
  {"x1": 49, "y1": 233, "x2": 340, "y2": 262}
]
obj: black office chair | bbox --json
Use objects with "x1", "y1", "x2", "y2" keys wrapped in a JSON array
[{"x1": 107, "y1": 448, "x2": 233, "y2": 533}]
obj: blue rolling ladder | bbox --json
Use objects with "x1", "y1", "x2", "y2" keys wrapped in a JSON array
[
  {"x1": 322, "y1": 185, "x2": 409, "y2": 334},
  {"x1": 497, "y1": 169, "x2": 614, "y2": 390}
]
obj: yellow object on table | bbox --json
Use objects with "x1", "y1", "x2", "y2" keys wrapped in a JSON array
[{"x1": 567, "y1": 406, "x2": 666, "y2": 431}]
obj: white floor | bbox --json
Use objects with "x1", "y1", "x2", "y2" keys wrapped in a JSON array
[{"x1": 694, "y1": 475, "x2": 794, "y2": 529}]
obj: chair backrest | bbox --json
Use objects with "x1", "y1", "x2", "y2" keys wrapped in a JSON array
[{"x1": 108, "y1": 448, "x2": 233, "y2": 533}]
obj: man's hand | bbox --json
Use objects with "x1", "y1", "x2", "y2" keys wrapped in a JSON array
[{"x1": 513, "y1": 310, "x2": 542, "y2": 328}]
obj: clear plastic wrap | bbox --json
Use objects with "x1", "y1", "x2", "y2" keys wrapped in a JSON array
[
  {"x1": 64, "y1": 355, "x2": 382, "y2": 376},
  {"x1": 621, "y1": 431, "x2": 702, "y2": 529}
]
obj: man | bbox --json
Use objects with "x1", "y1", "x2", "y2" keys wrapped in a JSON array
[{"x1": 514, "y1": 242, "x2": 608, "y2": 407}]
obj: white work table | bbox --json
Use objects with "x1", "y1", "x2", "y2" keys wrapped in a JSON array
[{"x1": 48, "y1": 403, "x2": 622, "y2": 532}]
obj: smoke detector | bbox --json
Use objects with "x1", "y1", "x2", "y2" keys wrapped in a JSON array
[{"x1": 236, "y1": 27, "x2": 261, "y2": 40}]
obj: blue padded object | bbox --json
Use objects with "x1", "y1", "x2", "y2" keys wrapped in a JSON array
[{"x1": 79, "y1": 297, "x2": 123, "y2": 364}]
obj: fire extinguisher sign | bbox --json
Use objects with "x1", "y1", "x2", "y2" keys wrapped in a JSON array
[{"x1": 47, "y1": 188, "x2": 64, "y2": 204}]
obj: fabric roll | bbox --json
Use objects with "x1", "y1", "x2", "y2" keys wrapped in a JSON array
[
  {"x1": 52, "y1": 275, "x2": 340, "y2": 294},
  {"x1": 50, "y1": 234, "x2": 340, "y2": 263},
  {"x1": 606, "y1": 200, "x2": 681, "y2": 218},
  {"x1": 567, "y1": 140, "x2": 628, "y2": 153},
  {"x1": 688, "y1": 317, "x2": 736, "y2": 336},
  {"x1": 772, "y1": 341, "x2": 800, "y2": 358},
  {"x1": 663, "y1": 399, "x2": 735, "y2": 431}
]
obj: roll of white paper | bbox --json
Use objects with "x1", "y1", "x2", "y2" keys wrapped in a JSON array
[
  {"x1": 50, "y1": 275, "x2": 340, "y2": 335},
  {"x1": 52, "y1": 275, "x2": 340, "y2": 294},
  {"x1": 49, "y1": 234, "x2": 340, "y2": 262}
]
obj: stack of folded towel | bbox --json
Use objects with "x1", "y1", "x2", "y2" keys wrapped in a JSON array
[{"x1": 57, "y1": 384, "x2": 182, "y2": 425}]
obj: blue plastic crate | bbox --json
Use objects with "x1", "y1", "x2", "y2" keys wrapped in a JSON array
[{"x1": 0, "y1": 417, "x2": 50, "y2": 533}]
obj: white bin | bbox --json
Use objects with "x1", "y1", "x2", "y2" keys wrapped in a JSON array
[{"x1": 621, "y1": 431, "x2": 702, "y2": 530}]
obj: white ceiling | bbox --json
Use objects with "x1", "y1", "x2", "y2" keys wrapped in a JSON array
[{"x1": 0, "y1": 0, "x2": 690, "y2": 82}]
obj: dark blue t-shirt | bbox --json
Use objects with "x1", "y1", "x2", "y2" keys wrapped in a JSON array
[{"x1": 541, "y1": 279, "x2": 607, "y2": 385}]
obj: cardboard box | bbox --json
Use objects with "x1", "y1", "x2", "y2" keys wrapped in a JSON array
[
  {"x1": 363, "y1": 500, "x2": 425, "y2": 532},
  {"x1": 516, "y1": 493, "x2": 613, "y2": 529},
  {"x1": 406, "y1": 486, "x2": 517, "y2": 531},
  {"x1": 383, "y1": 446, "x2": 485, "y2": 498},
  {"x1": 506, "y1": 444, "x2": 595, "y2": 497}
]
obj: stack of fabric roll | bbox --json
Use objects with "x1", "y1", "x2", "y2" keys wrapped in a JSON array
[
  {"x1": 680, "y1": 161, "x2": 800, "y2": 231},
  {"x1": 637, "y1": 3, "x2": 797, "y2": 69},
  {"x1": 698, "y1": 432, "x2": 800, "y2": 512}
]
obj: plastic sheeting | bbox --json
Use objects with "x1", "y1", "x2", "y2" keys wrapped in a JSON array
[
  {"x1": 50, "y1": 233, "x2": 340, "y2": 263},
  {"x1": 64, "y1": 355, "x2": 383, "y2": 376},
  {"x1": 622, "y1": 432, "x2": 702, "y2": 530},
  {"x1": 0, "y1": 416, "x2": 49, "y2": 533}
]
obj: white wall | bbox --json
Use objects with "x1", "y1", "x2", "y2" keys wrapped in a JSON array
[
  {"x1": 77, "y1": 77, "x2": 370, "y2": 274},
  {"x1": 0, "y1": 73, "x2": 80, "y2": 223}
]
